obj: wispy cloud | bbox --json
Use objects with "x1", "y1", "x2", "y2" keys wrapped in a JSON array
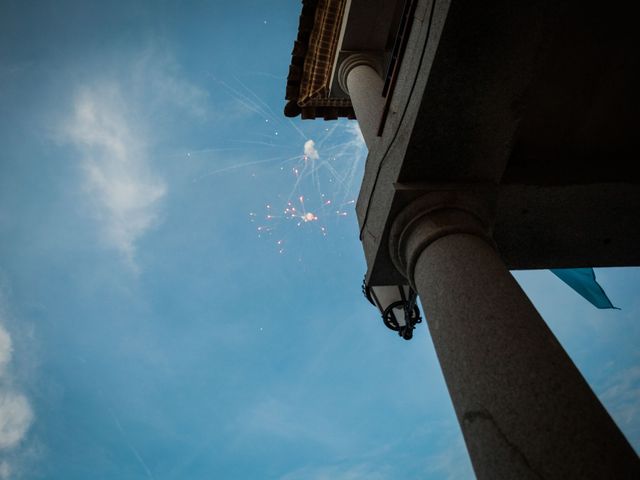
[
  {"x1": 130, "y1": 49, "x2": 210, "y2": 119},
  {"x1": 0, "y1": 392, "x2": 33, "y2": 450},
  {"x1": 64, "y1": 84, "x2": 166, "y2": 270},
  {"x1": 0, "y1": 320, "x2": 34, "y2": 478},
  {"x1": 60, "y1": 47, "x2": 210, "y2": 271}
]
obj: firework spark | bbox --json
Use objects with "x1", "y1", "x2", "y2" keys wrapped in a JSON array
[{"x1": 192, "y1": 77, "x2": 367, "y2": 254}]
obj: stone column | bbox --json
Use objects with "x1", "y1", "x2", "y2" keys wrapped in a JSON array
[
  {"x1": 389, "y1": 192, "x2": 640, "y2": 480},
  {"x1": 337, "y1": 53, "x2": 384, "y2": 148}
]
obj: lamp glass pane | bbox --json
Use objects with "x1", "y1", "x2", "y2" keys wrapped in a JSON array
[
  {"x1": 370, "y1": 285, "x2": 403, "y2": 312},
  {"x1": 391, "y1": 305, "x2": 407, "y2": 327}
]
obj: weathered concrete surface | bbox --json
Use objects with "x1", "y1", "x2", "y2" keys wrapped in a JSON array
[
  {"x1": 494, "y1": 183, "x2": 640, "y2": 269},
  {"x1": 355, "y1": 0, "x2": 640, "y2": 285},
  {"x1": 342, "y1": 60, "x2": 385, "y2": 147},
  {"x1": 356, "y1": 0, "x2": 449, "y2": 285},
  {"x1": 410, "y1": 231, "x2": 640, "y2": 479}
]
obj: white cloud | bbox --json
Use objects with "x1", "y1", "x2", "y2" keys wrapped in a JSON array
[
  {"x1": 60, "y1": 48, "x2": 211, "y2": 270},
  {"x1": 0, "y1": 393, "x2": 33, "y2": 450},
  {"x1": 65, "y1": 84, "x2": 166, "y2": 270},
  {"x1": 0, "y1": 320, "x2": 34, "y2": 475},
  {"x1": 303, "y1": 139, "x2": 320, "y2": 161}
]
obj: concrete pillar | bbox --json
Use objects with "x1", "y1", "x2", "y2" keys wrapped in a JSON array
[
  {"x1": 389, "y1": 193, "x2": 640, "y2": 479},
  {"x1": 337, "y1": 54, "x2": 384, "y2": 148}
]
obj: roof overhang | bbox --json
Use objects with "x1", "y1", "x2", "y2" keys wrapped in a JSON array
[
  {"x1": 284, "y1": 0, "x2": 405, "y2": 120},
  {"x1": 356, "y1": 0, "x2": 640, "y2": 284}
]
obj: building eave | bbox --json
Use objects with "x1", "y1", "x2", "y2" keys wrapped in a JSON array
[{"x1": 284, "y1": 0, "x2": 355, "y2": 120}]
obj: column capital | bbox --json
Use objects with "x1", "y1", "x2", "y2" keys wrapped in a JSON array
[
  {"x1": 389, "y1": 191, "x2": 496, "y2": 286},
  {"x1": 337, "y1": 53, "x2": 383, "y2": 94}
]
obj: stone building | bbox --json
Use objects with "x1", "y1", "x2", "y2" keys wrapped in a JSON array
[{"x1": 284, "y1": 0, "x2": 640, "y2": 478}]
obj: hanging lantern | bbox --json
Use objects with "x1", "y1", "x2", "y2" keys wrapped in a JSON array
[{"x1": 362, "y1": 280, "x2": 422, "y2": 340}]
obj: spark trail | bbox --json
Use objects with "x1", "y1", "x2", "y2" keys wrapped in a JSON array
[{"x1": 195, "y1": 76, "x2": 367, "y2": 254}]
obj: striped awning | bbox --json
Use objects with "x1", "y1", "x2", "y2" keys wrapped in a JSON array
[{"x1": 284, "y1": 0, "x2": 355, "y2": 120}]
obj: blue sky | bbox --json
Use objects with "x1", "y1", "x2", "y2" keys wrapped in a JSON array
[{"x1": 0, "y1": 1, "x2": 638, "y2": 478}]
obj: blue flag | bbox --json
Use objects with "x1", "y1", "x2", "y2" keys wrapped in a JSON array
[{"x1": 550, "y1": 268, "x2": 618, "y2": 309}]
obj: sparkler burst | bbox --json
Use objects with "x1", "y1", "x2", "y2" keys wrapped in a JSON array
[
  {"x1": 194, "y1": 76, "x2": 367, "y2": 255},
  {"x1": 249, "y1": 132, "x2": 363, "y2": 254}
]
